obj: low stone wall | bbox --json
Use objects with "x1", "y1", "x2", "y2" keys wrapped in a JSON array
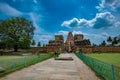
[
  {"x1": 46, "y1": 46, "x2": 61, "y2": 53},
  {"x1": 30, "y1": 46, "x2": 64, "y2": 53},
  {"x1": 81, "y1": 47, "x2": 120, "y2": 53},
  {"x1": 92, "y1": 47, "x2": 120, "y2": 53},
  {"x1": 30, "y1": 46, "x2": 120, "y2": 54},
  {"x1": 81, "y1": 47, "x2": 93, "y2": 53},
  {"x1": 30, "y1": 47, "x2": 47, "y2": 53}
]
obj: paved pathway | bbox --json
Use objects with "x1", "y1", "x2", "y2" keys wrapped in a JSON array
[{"x1": 0, "y1": 53, "x2": 101, "y2": 80}]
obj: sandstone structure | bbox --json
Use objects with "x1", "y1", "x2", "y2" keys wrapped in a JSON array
[
  {"x1": 31, "y1": 32, "x2": 91, "y2": 53},
  {"x1": 48, "y1": 35, "x2": 64, "y2": 47},
  {"x1": 48, "y1": 32, "x2": 91, "y2": 52},
  {"x1": 30, "y1": 32, "x2": 120, "y2": 53},
  {"x1": 65, "y1": 32, "x2": 74, "y2": 52}
]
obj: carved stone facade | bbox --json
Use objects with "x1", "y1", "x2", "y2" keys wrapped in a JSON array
[
  {"x1": 74, "y1": 34, "x2": 91, "y2": 47},
  {"x1": 48, "y1": 35, "x2": 64, "y2": 47},
  {"x1": 47, "y1": 32, "x2": 91, "y2": 52},
  {"x1": 48, "y1": 35, "x2": 64, "y2": 52},
  {"x1": 30, "y1": 32, "x2": 120, "y2": 53},
  {"x1": 65, "y1": 32, "x2": 74, "y2": 52}
]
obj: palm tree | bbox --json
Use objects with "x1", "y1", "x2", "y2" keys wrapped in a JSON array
[
  {"x1": 107, "y1": 36, "x2": 112, "y2": 46},
  {"x1": 101, "y1": 40, "x2": 106, "y2": 46}
]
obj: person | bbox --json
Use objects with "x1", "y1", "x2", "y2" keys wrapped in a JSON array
[{"x1": 54, "y1": 52, "x2": 57, "y2": 60}]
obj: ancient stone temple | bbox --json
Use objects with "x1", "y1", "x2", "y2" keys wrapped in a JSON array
[
  {"x1": 64, "y1": 32, "x2": 91, "y2": 52},
  {"x1": 74, "y1": 34, "x2": 91, "y2": 47},
  {"x1": 36, "y1": 32, "x2": 91, "y2": 53},
  {"x1": 65, "y1": 32, "x2": 74, "y2": 52},
  {"x1": 48, "y1": 35, "x2": 64, "y2": 47},
  {"x1": 47, "y1": 35, "x2": 64, "y2": 52}
]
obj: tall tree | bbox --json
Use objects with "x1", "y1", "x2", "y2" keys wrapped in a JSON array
[
  {"x1": 101, "y1": 40, "x2": 106, "y2": 46},
  {"x1": 0, "y1": 17, "x2": 35, "y2": 52},
  {"x1": 37, "y1": 42, "x2": 41, "y2": 47},
  {"x1": 112, "y1": 37, "x2": 118, "y2": 46},
  {"x1": 31, "y1": 40, "x2": 36, "y2": 47},
  {"x1": 43, "y1": 44, "x2": 45, "y2": 47},
  {"x1": 118, "y1": 36, "x2": 120, "y2": 45},
  {"x1": 107, "y1": 36, "x2": 112, "y2": 46},
  {"x1": 46, "y1": 44, "x2": 48, "y2": 47},
  {"x1": 92, "y1": 43, "x2": 97, "y2": 47}
]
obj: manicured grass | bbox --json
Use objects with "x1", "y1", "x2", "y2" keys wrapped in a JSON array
[
  {"x1": 0, "y1": 54, "x2": 53, "y2": 77},
  {"x1": 86, "y1": 53, "x2": 120, "y2": 66},
  {"x1": 76, "y1": 53, "x2": 120, "y2": 80},
  {"x1": 0, "y1": 56, "x2": 24, "y2": 61}
]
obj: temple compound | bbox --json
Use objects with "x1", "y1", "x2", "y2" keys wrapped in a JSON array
[
  {"x1": 31, "y1": 32, "x2": 120, "y2": 53},
  {"x1": 48, "y1": 32, "x2": 91, "y2": 52}
]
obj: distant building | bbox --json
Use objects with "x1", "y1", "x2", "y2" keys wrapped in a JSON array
[
  {"x1": 65, "y1": 32, "x2": 74, "y2": 52},
  {"x1": 48, "y1": 35, "x2": 64, "y2": 52},
  {"x1": 48, "y1": 35, "x2": 64, "y2": 47},
  {"x1": 47, "y1": 32, "x2": 91, "y2": 52},
  {"x1": 74, "y1": 34, "x2": 91, "y2": 47}
]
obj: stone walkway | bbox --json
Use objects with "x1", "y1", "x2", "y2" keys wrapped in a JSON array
[{"x1": 0, "y1": 53, "x2": 101, "y2": 80}]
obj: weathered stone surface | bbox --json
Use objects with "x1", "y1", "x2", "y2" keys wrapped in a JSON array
[{"x1": 30, "y1": 32, "x2": 91, "y2": 53}]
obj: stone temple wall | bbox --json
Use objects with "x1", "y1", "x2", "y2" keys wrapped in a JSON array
[
  {"x1": 30, "y1": 32, "x2": 120, "y2": 53},
  {"x1": 30, "y1": 46, "x2": 63, "y2": 53},
  {"x1": 30, "y1": 46, "x2": 120, "y2": 53},
  {"x1": 74, "y1": 47, "x2": 120, "y2": 53}
]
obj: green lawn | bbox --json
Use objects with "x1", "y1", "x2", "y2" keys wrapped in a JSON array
[
  {"x1": 0, "y1": 56, "x2": 24, "y2": 61},
  {"x1": 86, "y1": 53, "x2": 120, "y2": 67},
  {"x1": 0, "y1": 54, "x2": 53, "y2": 77}
]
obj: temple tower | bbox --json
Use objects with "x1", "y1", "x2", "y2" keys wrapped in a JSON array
[{"x1": 65, "y1": 32, "x2": 74, "y2": 52}]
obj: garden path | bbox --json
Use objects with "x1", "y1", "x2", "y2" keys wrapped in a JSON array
[{"x1": 0, "y1": 53, "x2": 101, "y2": 80}]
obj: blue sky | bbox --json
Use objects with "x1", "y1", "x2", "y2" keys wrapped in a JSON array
[{"x1": 0, "y1": 0, "x2": 120, "y2": 45}]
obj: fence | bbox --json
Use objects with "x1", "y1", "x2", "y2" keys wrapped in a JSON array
[
  {"x1": 75, "y1": 53, "x2": 120, "y2": 80},
  {"x1": 0, "y1": 54, "x2": 53, "y2": 77}
]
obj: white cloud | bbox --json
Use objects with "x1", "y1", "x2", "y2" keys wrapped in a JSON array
[
  {"x1": 96, "y1": 0, "x2": 120, "y2": 12},
  {"x1": 61, "y1": 18, "x2": 89, "y2": 28},
  {"x1": 34, "y1": 34, "x2": 53, "y2": 45},
  {"x1": 29, "y1": 13, "x2": 44, "y2": 34},
  {"x1": 96, "y1": 0, "x2": 105, "y2": 11},
  {"x1": 0, "y1": 2, "x2": 22, "y2": 16},
  {"x1": 114, "y1": 21, "x2": 120, "y2": 27},
  {"x1": 72, "y1": 31, "x2": 89, "y2": 36},
  {"x1": 102, "y1": 32, "x2": 109, "y2": 37},
  {"x1": 34, "y1": 32, "x2": 54, "y2": 45},
  {"x1": 110, "y1": 0, "x2": 120, "y2": 11},
  {"x1": 29, "y1": 13, "x2": 51, "y2": 44},
  {"x1": 55, "y1": 30, "x2": 69, "y2": 35},
  {"x1": 61, "y1": 11, "x2": 116, "y2": 29},
  {"x1": 39, "y1": 34, "x2": 53, "y2": 41}
]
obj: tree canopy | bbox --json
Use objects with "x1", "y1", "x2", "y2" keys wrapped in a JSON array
[
  {"x1": 37, "y1": 42, "x2": 41, "y2": 47},
  {"x1": 31, "y1": 40, "x2": 36, "y2": 47},
  {"x1": 100, "y1": 40, "x2": 106, "y2": 46},
  {"x1": 0, "y1": 17, "x2": 35, "y2": 51}
]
